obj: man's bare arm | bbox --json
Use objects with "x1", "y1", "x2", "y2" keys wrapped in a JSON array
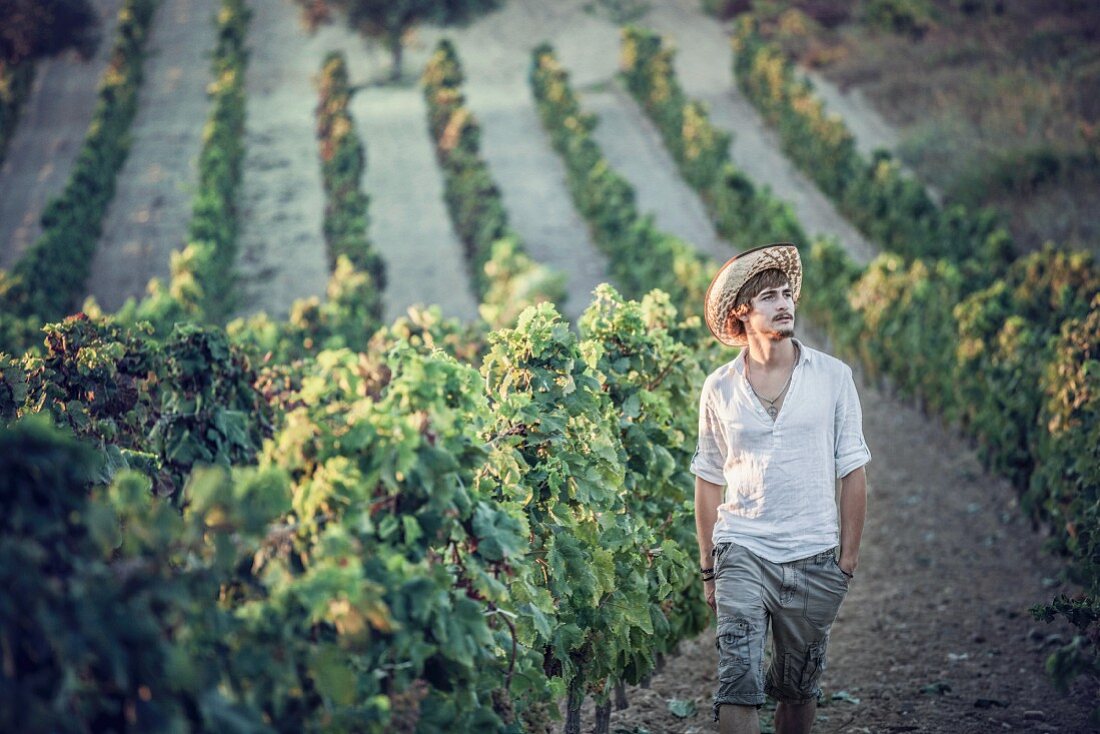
[
  {"x1": 695, "y1": 476, "x2": 723, "y2": 610},
  {"x1": 838, "y1": 466, "x2": 867, "y2": 576},
  {"x1": 695, "y1": 476, "x2": 723, "y2": 565}
]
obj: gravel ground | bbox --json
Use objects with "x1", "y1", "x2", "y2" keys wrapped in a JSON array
[
  {"x1": 0, "y1": 0, "x2": 122, "y2": 270},
  {"x1": 87, "y1": 0, "x2": 216, "y2": 311}
]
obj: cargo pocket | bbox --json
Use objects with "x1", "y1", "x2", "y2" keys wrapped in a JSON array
[
  {"x1": 784, "y1": 640, "x2": 827, "y2": 698},
  {"x1": 716, "y1": 617, "x2": 752, "y2": 683}
]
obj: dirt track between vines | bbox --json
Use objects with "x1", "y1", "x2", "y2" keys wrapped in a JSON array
[
  {"x1": 87, "y1": 0, "x2": 215, "y2": 312},
  {"x1": 0, "y1": 0, "x2": 121, "y2": 270}
]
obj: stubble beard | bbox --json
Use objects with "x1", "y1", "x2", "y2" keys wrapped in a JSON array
[{"x1": 769, "y1": 315, "x2": 795, "y2": 341}]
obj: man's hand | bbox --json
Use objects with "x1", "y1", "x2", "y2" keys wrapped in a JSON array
[
  {"x1": 837, "y1": 554, "x2": 858, "y2": 578},
  {"x1": 704, "y1": 578, "x2": 717, "y2": 611}
]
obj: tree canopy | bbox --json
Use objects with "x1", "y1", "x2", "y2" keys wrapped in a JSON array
[
  {"x1": 0, "y1": 0, "x2": 100, "y2": 66},
  {"x1": 306, "y1": 0, "x2": 501, "y2": 81}
]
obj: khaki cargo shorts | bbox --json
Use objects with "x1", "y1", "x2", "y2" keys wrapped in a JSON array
[{"x1": 711, "y1": 541, "x2": 850, "y2": 719}]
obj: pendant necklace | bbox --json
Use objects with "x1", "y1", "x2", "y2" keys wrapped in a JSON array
[{"x1": 745, "y1": 348, "x2": 797, "y2": 420}]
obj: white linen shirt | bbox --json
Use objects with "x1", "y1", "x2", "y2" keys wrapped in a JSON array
[{"x1": 690, "y1": 339, "x2": 871, "y2": 563}]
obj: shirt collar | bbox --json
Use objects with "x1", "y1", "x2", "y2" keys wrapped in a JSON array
[{"x1": 732, "y1": 338, "x2": 811, "y2": 375}]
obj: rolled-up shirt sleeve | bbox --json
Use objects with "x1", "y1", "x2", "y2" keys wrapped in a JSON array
[
  {"x1": 834, "y1": 366, "x2": 872, "y2": 478},
  {"x1": 691, "y1": 379, "x2": 727, "y2": 485}
]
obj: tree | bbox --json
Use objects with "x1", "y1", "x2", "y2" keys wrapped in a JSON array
[
  {"x1": 305, "y1": 0, "x2": 500, "y2": 82},
  {"x1": 0, "y1": 0, "x2": 100, "y2": 67}
]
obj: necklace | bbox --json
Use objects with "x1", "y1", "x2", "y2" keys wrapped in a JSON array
[{"x1": 745, "y1": 345, "x2": 798, "y2": 420}]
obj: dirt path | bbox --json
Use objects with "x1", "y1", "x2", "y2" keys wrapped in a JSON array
[
  {"x1": 351, "y1": 76, "x2": 480, "y2": 323},
  {"x1": 419, "y1": 2, "x2": 609, "y2": 323},
  {"x1": 231, "y1": 0, "x2": 336, "y2": 320},
  {"x1": 87, "y1": 0, "x2": 215, "y2": 312},
  {"x1": 0, "y1": 0, "x2": 122, "y2": 270},
  {"x1": 636, "y1": 0, "x2": 876, "y2": 266}
]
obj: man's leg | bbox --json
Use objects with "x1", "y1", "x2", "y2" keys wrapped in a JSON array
[
  {"x1": 774, "y1": 700, "x2": 816, "y2": 734},
  {"x1": 712, "y1": 543, "x2": 769, "y2": 724},
  {"x1": 764, "y1": 548, "x2": 850, "y2": 733},
  {"x1": 719, "y1": 703, "x2": 761, "y2": 734}
]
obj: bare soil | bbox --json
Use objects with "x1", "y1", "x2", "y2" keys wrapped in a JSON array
[
  {"x1": 420, "y1": 1, "x2": 609, "y2": 322},
  {"x1": 232, "y1": 0, "x2": 341, "y2": 321},
  {"x1": 87, "y1": 0, "x2": 216, "y2": 312},
  {"x1": 0, "y1": 0, "x2": 122, "y2": 270},
  {"x1": 351, "y1": 75, "x2": 480, "y2": 323}
]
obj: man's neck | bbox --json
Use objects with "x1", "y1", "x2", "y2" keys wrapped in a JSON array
[{"x1": 744, "y1": 336, "x2": 796, "y2": 373}]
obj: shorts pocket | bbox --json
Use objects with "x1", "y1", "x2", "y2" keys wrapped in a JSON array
[
  {"x1": 713, "y1": 542, "x2": 732, "y2": 564},
  {"x1": 783, "y1": 640, "x2": 827, "y2": 697},
  {"x1": 830, "y1": 557, "x2": 852, "y2": 585},
  {"x1": 716, "y1": 617, "x2": 751, "y2": 683}
]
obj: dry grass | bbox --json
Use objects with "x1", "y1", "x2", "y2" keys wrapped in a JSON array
[{"x1": 764, "y1": 0, "x2": 1100, "y2": 255}]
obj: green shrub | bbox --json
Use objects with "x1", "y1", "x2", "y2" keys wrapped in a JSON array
[
  {"x1": 0, "y1": 60, "x2": 35, "y2": 164},
  {"x1": 0, "y1": 0, "x2": 157, "y2": 341},
  {"x1": 0, "y1": 413, "x2": 304, "y2": 732},
  {"x1": 731, "y1": 15, "x2": 1014, "y2": 268},
  {"x1": 861, "y1": 0, "x2": 936, "y2": 38},
  {"x1": 317, "y1": 51, "x2": 386, "y2": 294},
  {"x1": 954, "y1": 247, "x2": 1099, "y2": 486},
  {"x1": 1028, "y1": 297, "x2": 1100, "y2": 718},
  {"x1": 5, "y1": 314, "x2": 270, "y2": 500},
  {"x1": 848, "y1": 254, "x2": 963, "y2": 419},
  {"x1": 176, "y1": 0, "x2": 249, "y2": 319},
  {"x1": 1030, "y1": 294, "x2": 1100, "y2": 579}
]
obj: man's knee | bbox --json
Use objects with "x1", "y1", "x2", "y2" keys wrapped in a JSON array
[{"x1": 717, "y1": 703, "x2": 761, "y2": 734}]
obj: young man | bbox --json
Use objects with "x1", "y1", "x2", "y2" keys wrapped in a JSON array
[{"x1": 691, "y1": 243, "x2": 870, "y2": 734}]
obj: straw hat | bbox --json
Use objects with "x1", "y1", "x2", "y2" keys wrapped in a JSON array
[{"x1": 704, "y1": 243, "x2": 802, "y2": 347}]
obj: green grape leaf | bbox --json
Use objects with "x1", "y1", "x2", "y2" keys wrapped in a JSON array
[{"x1": 471, "y1": 503, "x2": 525, "y2": 561}]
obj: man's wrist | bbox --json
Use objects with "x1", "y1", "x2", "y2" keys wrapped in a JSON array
[{"x1": 837, "y1": 551, "x2": 859, "y2": 577}]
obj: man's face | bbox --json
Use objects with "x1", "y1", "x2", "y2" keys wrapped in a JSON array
[{"x1": 742, "y1": 282, "x2": 795, "y2": 341}]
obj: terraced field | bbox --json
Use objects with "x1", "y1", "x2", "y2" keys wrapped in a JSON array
[{"x1": 0, "y1": 1, "x2": 1093, "y2": 732}]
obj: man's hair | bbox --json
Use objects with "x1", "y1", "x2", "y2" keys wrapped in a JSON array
[{"x1": 725, "y1": 268, "x2": 791, "y2": 342}]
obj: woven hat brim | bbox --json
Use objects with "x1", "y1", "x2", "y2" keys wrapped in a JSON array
[{"x1": 704, "y1": 243, "x2": 802, "y2": 347}]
